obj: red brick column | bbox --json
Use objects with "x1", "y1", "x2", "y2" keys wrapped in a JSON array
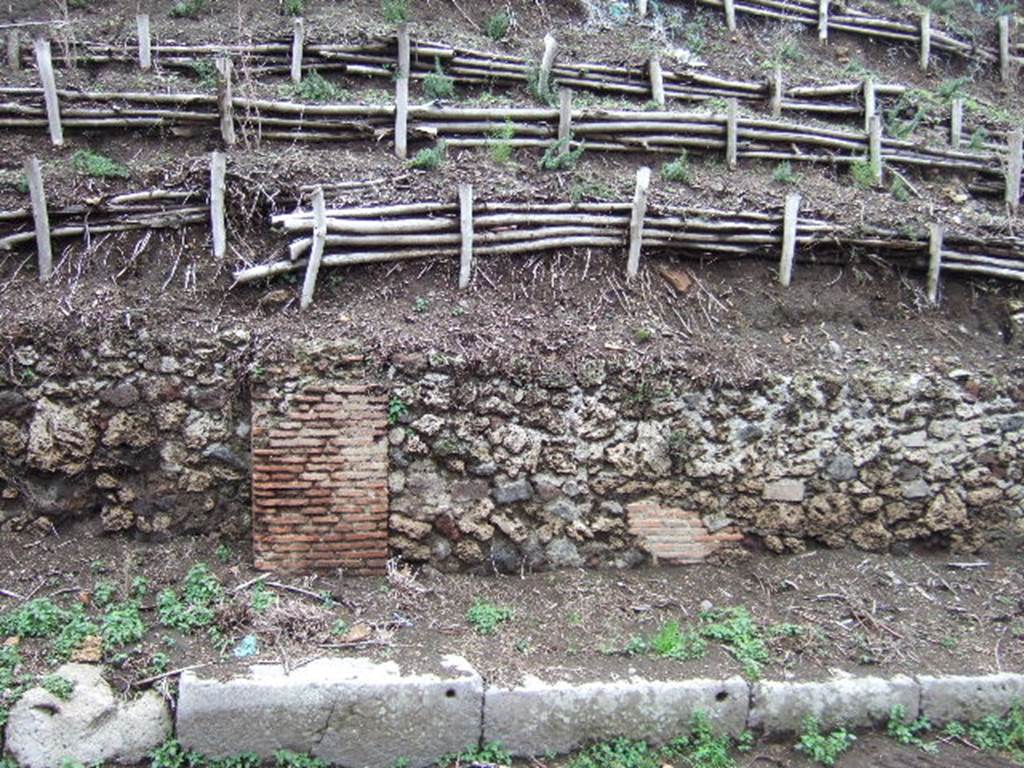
[{"x1": 251, "y1": 382, "x2": 388, "y2": 575}]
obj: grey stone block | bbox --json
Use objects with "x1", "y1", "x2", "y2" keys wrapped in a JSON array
[
  {"x1": 484, "y1": 676, "x2": 749, "y2": 756},
  {"x1": 177, "y1": 656, "x2": 482, "y2": 768},
  {"x1": 919, "y1": 673, "x2": 1024, "y2": 725},
  {"x1": 763, "y1": 479, "x2": 805, "y2": 502},
  {"x1": 749, "y1": 676, "x2": 919, "y2": 734}
]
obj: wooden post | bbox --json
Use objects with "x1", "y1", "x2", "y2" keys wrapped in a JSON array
[
  {"x1": 724, "y1": 0, "x2": 737, "y2": 32},
  {"x1": 291, "y1": 18, "x2": 304, "y2": 84},
  {"x1": 1007, "y1": 128, "x2": 1022, "y2": 215},
  {"x1": 395, "y1": 23, "x2": 410, "y2": 159},
  {"x1": 779, "y1": 192, "x2": 801, "y2": 287},
  {"x1": 999, "y1": 16, "x2": 1011, "y2": 84},
  {"x1": 34, "y1": 37, "x2": 63, "y2": 146},
  {"x1": 458, "y1": 183, "x2": 473, "y2": 289},
  {"x1": 23, "y1": 157, "x2": 52, "y2": 283},
  {"x1": 919, "y1": 11, "x2": 931, "y2": 71},
  {"x1": 770, "y1": 64, "x2": 783, "y2": 118},
  {"x1": 950, "y1": 97, "x2": 963, "y2": 149},
  {"x1": 926, "y1": 222, "x2": 943, "y2": 305},
  {"x1": 818, "y1": 0, "x2": 829, "y2": 41},
  {"x1": 725, "y1": 98, "x2": 738, "y2": 170},
  {"x1": 300, "y1": 186, "x2": 326, "y2": 310},
  {"x1": 637, "y1": 0, "x2": 648, "y2": 17},
  {"x1": 6, "y1": 30, "x2": 20, "y2": 70},
  {"x1": 558, "y1": 88, "x2": 572, "y2": 146},
  {"x1": 649, "y1": 58, "x2": 665, "y2": 107},
  {"x1": 539, "y1": 33, "x2": 558, "y2": 100},
  {"x1": 869, "y1": 114, "x2": 883, "y2": 187},
  {"x1": 136, "y1": 14, "x2": 151, "y2": 71},
  {"x1": 210, "y1": 151, "x2": 227, "y2": 259},
  {"x1": 627, "y1": 167, "x2": 651, "y2": 278},
  {"x1": 862, "y1": 77, "x2": 875, "y2": 133},
  {"x1": 215, "y1": 56, "x2": 235, "y2": 146}
]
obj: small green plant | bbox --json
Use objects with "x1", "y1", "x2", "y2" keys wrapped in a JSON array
[
  {"x1": 539, "y1": 138, "x2": 584, "y2": 171},
  {"x1": 157, "y1": 563, "x2": 223, "y2": 633},
  {"x1": 423, "y1": 59, "x2": 455, "y2": 100},
  {"x1": 649, "y1": 621, "x2": 707, "y2": 661},
  {"x1": 274, "y1": 750, "x2": 327, "y2": 768},
  {"x1": 282, "y1": 0, "x2": 303, "y2": 15},
  {"x1": 413, "y1": 296, "x2": 429, "y2": 313},
  {"x1": 796, "y1": 717, "x2": 856, "y2": 766},
  {"x1": 387, "y1": 397, "x2": 408, "y2": 425},
  {"x1": 149, "y1": 651, "x2": 170, "y2": 675},
  {"x1": 149, "y1": 738, "x2": 205, "y2": 768},
  {"x1": 633, "y1": 327, "x2": 653, "y2": 343},
  {"x1": 850, "y1": 160, "x2": 877, "y2": 189},
  {"x1": 380, "y1": 0, "x2": 409, "y2": 23},
  {"x1": 71, "y1": 150, "x2": 130, "y2": 179},
  {"x1": 772, "y1": 161, "x2": 799, "y2": 185},
  {"x1": 0, "y1": 598, "x2": 67, "y2": 638},
  {"x1": 890, "y1": 175, "x2": 910, "y2": 202},
  {"x1": 290, "y1": 70, "x2": 344, "y2": 102},
  {"x1": 526, "y1": 65, "x2": 555, "y2": 105},
  {"x1": 699, "y1": 606, "x2": 769, "y2": 680},
  {"x1": 623, "y1": 636, "x2": 648, "y2": 656},
  {"x1": 408, "y1": 141, "x2": 446, "y2": 170},
  {"x1": 92, "y1": 581, "x2": 117, "y2": 607},
  {"x1": 943, "y1": 705, "x2": 1024, "y2": 761},
  {"x1": 190, "y1": 60, "x2": 218, "y2": 88},
  {"x1": 666, "y1": 711, "x2": 751, "y2": 767},
  {"x1": 215, "y1": 543, "x2": 231, "y2": 564},
  {"x1": 52, "y1": 606, "x2": 99, "y2": 660},
  {"x1": 568, "y1": 737, "x2": 659, "y2": 768},
  {"x1": 210, "y1": 755, "x2": 261, "y2": 768},
  {"x1": 467, "y1": 599, "x2": 512, "y2": 635},
  {"x1": 249, "y1": 583, "x2": 275, "y2": 614},
  {"x1": 440, "y1": 742, "x2": 511, "y2": 768},
  {"x1": 887, "y1": 704, "x2": 933, "y2": 750},
  {"x1": 662, "y1": 151, "x2": 692, "y2": 183},
  {"x1": 968, "y1": 126, "x2": 988, "y2": 151},
  {"x1": 485, "y1": 11, "x2": 510, "y2": 40},
  {"x1": 102, "y1": 601, "x2": 146, "y2": 648},
  {"x1": 131, "y1": 576, "x2": 149, "y2": 599},
  {"x1": 569, "y1": 178, "x2": 614, "y2": 202},
  {"x1": 169, "y1": 0, "x2": 206, "y2": 19},
  {"x1": 40, "y1": 674, "x2": 74, "y2": 700},
  {"x1": 489, "y1": 119, "x2": 516, "y2": 163}
]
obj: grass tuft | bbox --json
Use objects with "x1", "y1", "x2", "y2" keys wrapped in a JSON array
[{"x1": 72, "y1": 150, "x2": 130, "y2": 179}]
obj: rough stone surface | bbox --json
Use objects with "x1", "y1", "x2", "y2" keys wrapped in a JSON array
[
  {"x1": 919, "y1": 673, "x2": 1024, "y2": 724},
  {"x1": 484, "y1": 676, "x2": 749, "y2": 756},
  {"x1": 4, "y1": 663, "x2": 171, "y2": 768},
  {"x1": 749, "y1": 676, "x2": 919, "y2": 734},
  {"x1": 762, "y1": 480, "x2": 806, "y2": 503},
  {"x1": 176, "y1": 657, "x2": 482, "y2": 768}
]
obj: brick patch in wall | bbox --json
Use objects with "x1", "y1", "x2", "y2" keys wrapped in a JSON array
[
  {"x1": 626, "y1": 498, "x2": 742, "y2": 564},
  {"x1": 251, "y1": 382, "x2": 388, "y2": 575}
]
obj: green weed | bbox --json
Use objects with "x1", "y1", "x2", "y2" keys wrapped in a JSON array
[
  {"x1": 289, "y1": 70, "x2": 344, "y2": 102},
  {"x1": 440, "y1": 742, "x2": 510, "y2": 768},
  {"x1": 249, "y1": 583, "x2": 276, "y2": 614},
  {"x1": 1, "y1": 598, "x2": 66, "y2": 638},
  {"x1": 489, "y1": 119, "x2": 516, "y2": 163},
  {"x1": 796, "y1": 717, "x2": 856, "y2": 765},
  {"x1": 157, "y1": 563, "x2": 223, "y2": 633},
  {"x1": 149, "y1": 738, "x2": 206, "y2": 768},
  {"x1": 942, "y1": 705, "x2": 1024, "y2": 761},
  {"x1": 52, "y1": 606, "x2": 99, "y2": 661},
  {"x1": 968, "y1": 127, "x2": 988, "y2": 150},
  {"x1": 666, "y1": 711, "x2": 753, "y2": 767},
  {"x1": 169, "y1": 0, "x2": 206, "y2": 19},
  {"x1": 189, "y1": 60, "x2": 218, "y2": 89},
  {"x1": 282, "y1": 0, "x2": 303, "y2": 15},
  {"x1": 408, "y1": 141, "x2": 446, "y2": 170},
  {"x1": 40, "y1": 674, "x2": 74, "y2": 700},
  {"x1": 102, "y1": 601, "x2": 146, "y2": 648},
  {"x1": 649, "y1": 621, "x2": 707, "y2": 661},
  {"x1": 467, "y1": 599, "x2": 513, "y2": 635},
  {"x1": 633, "y1": 327, "x2": 653, "y2": 343},
  {"x1": 387, "y1": 397, "x2": 408, "y2": 425},
  {"x1": 850, "y1": 160, "x2": 877, "y2": 189},
  {"x1": 891, "y1": 175, "x2": 910, "y2": 202},
  {"x1": 569, "y1": 178, "x2": 614, "y2": 202},
  {"x1": 539, "y1": 138, "x2": 584, "y2": 171},
  {"x1": 423, "y1": 59, "x2": 455, "y2": 100},
  {"x1": 93, "y1": 581, "x2": 117, "y2": 607},
  {"x1": 485, "y1": 11, "x2": 510, "y2": 40},
  {"x1": 886, "y1": 703, "x2": 933, "y2": 750},
  {"x1": 381, "y1": 0, "x2": 409, "y2": 24},
  {"x1": 526, "y1": 65, "x2": 555, "y2": 106},
  {"x1": 699, "y1": 606, "x2": 769, "y2": 680},
  {"x1": 772, "y1": 161, "x2": 799, "y2": 185},
  {"x1": 71, "y1": 150, "x2": 130, "y2": 179},
  {"x1": 569, "y1": 737, "x2": 660, "y2": 768},
  {"x1": 662, "y1": 151, "x2": 692, "y2": 183},
  {"x1": 274, "y1": 750, "x2": 327, "y2": 768}
]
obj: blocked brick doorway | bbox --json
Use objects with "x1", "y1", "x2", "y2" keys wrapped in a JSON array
[{"x1": 251, "y1": 381, "x2": 388, "y2": 575}]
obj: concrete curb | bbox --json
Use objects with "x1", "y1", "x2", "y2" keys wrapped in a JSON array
[{"x1": 168, "y1": 665, "x2": 1024, "y2": 768}]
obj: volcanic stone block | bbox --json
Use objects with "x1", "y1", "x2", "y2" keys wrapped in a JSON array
[{"x1": 919, "y1": 673, "x2": 1024, "y2": 724}]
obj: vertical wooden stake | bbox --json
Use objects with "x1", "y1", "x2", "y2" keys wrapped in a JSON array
[
  {"x1": 818, "y1": 0, "x2": 829, "y2": 41},
  {"x1": 770, "y1": 64, "x2": 783, "y2": 118},
  {"x1": 137, "y1": 14, "x2": 151, "y2": 71},
  {"x1": 300, "y1": 186, "x2": 327, "y2": 311},
  {"x1": 23, "y1": 157, "x2": 52, "y2": 283},
  {"x1": 627, "y1": 167, "x2": 651, "y2": 279},
  {"x1": 724, "y1": 0, "x2": 737, "y2": 32},
  {"x1": 725, "y1": 98, "x2": 738, "y2": 170},
  {"x1": 395, "y1": 23, "x2": 410, "y2": 160},
  {"x1": 6, "y1": 30, "x2": 20, "y2": 70},
  {"x1": 637, "y1": 0, "x2": 648, "y2": 17},
  {"x1": 558, "y1": 88, "x2": 573, "y2": 146},
  {"x1": 869, "y1": 114, "x2": 883, "y2": 187},
  {"x1": 950, "y1": 97, "x2": 963, "y2": 149},
  {"x1": 649, "y1": 58, "x2": 665, "y2": 107},
  {"x1": 1007, "y1": 128, "x2": 1022, "y2": 215},
  {"x1": 539, "y1": 33, "x2": 558, "y2": 100},
  {"x1": 34, "y1": 37, "x2": 63, "y2": 146},
  {"x1": 215, "y1": 56, "x2": 235, "y2": 146},
  {"x1": 919, "y1": 11, "x2": 931, "y2": 71},
  {"x1": 862, "y1": 77, "x2": 875, "y2": 133},
  {"x1": 291, "y1": 18, "x2": 304, "y2": 84},
  {"x1": 458, "y1": 183, "x2": 473, "y2": 290},
  {"x1": 999, "y1": 16, "x2": 1011, "y2": 84},
  {"x1": 926, "y1": 223, "x2": 944, "y2": 305},
  {"x1": 779, "y1": 192, "x2": 801, "y2": 287},
  {"x1": 210, "y1": 151, "x2": 227, "y2": 259}
]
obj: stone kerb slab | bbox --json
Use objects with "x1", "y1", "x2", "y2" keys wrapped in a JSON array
[
  {"x1": 749, "y1": 675, "x2": 920, "y2": 733},
  {"x1": 919, "y1": 673, "x2": 1024, "y2": 725},
  {"x1": 176, "y1": 656, "x2": 482, "y2": 768},
  {"x1": 483, "y1": 675, "x2": 749, "y2": 756}
]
